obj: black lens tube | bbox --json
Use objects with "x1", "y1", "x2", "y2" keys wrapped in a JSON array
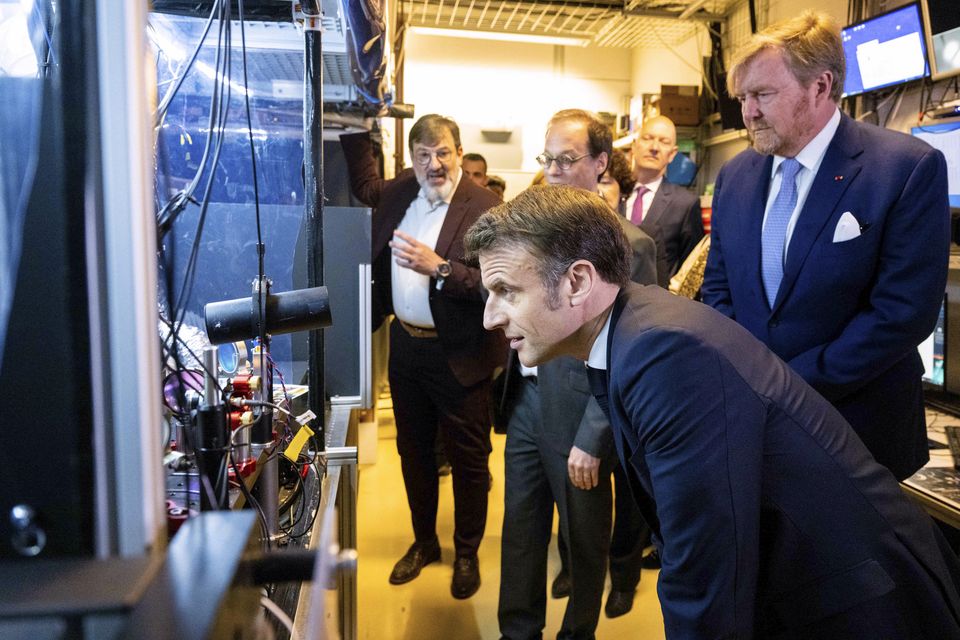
[{"x1": 203, "y1": 286, "x2": 332, "y2": 344}]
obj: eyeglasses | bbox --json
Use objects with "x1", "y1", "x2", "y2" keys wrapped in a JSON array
[
  {"x1": 536, "y1": 152, "x2": 591, "y2": 171},
  {"x1": 413, "y1": 148, "x2": 455, "y2": 166}
]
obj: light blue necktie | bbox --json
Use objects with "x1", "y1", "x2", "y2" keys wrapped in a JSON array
[{"x1": 761, "y1": 158, "x2": 802, "y2": 308}]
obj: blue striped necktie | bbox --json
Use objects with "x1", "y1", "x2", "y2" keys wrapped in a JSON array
[{"x1": 761, "y1": 158, "x2": 802, "y2": 308}]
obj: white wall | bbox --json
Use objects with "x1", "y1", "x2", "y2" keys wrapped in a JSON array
[
  {"x1": 631, "y1": 28, "x2": 708, "y2": 98},
  {"x1": 403, "y1": 33, "x2": 632, "y2": 197}
]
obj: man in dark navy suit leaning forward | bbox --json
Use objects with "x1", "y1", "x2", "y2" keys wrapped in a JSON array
[{"x1": 464, "y1": 184, "x2": 960, "y2": 640}]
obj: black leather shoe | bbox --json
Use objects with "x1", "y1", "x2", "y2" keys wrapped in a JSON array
[
  {"x1": 389, "y1": 539, "x2": 441, "y2": 585},
  {"x1": 451, "y1": 555, "x2": 481, "y2": 599},
  {"x1": 605, "y1": 589, "x2": 636, "y2": 619},
  {"x1": 640, "y1": 549, "x2": 661, "y2": 570},
  {"x1": 551, "y1": 569, "x2": 571, "y2": 599}
]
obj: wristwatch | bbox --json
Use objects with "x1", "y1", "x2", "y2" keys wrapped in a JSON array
[{"x1": 434, "y1": 261, "x2": 452, "y2": 289}]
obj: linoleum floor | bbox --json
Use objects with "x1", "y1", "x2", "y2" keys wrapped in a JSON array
[{"x1": 356, "y1": 393, "x2": 667, "y2": 639}]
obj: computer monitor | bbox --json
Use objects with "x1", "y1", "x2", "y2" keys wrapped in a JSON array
[
  {"x1": 922, "y1": 0, "x2": 960, "y2": 81},
  {"x1": 911, "y1": 117, "x2": 960, "y2": 210},
  {"x1": 920, "y1": 297, "x2": 946, "y2": 387},
  {"x1": 841, "y1": 2, "x2": 929, "y2": 98}
]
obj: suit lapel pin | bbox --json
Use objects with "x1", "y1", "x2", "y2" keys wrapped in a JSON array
[{"x1": 834, "y1": 175, "x2": 844, "y2": 181}]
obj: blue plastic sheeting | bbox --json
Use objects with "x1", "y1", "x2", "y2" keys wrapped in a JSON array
[
  {"x1": 0, "y1": 75, "x2": 43, "y2": 372},
  {"x1": 340, "y1": 0, "x2": 386, "y2": 105}
]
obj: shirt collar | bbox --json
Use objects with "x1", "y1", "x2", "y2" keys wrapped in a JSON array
[
  {"x1": 586, "y1": 308, "x2": 613, "y2": 370},
  {"x1": 771, "y1": 107, "x2": 841, "y2": 176},
  {"x1": 634, "y1": 175, "x2": 664, "y2": 193}
]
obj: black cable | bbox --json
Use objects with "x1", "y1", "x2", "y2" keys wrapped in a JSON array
[
  {"x1": 154, "y1": 1, "x2": 220, "y2": 127},
  {"x1": 230, "y1": 445, "x2": 272, "y2": 549},
  {"x1": 173, "y1": 1, "x2": 233, "y2": 321},
  {"x1": 282, "y1": 455, "x2": 327, "y2": 540},
  {"x1": 277, "y1": 455, "x2": 305, "y2": 514},
  {"x1": 156, "y1": 0, "x2": 227, "y2": 240},
  {"x1": 238, "y1": 0, "x2": 264, "y2": 264}
]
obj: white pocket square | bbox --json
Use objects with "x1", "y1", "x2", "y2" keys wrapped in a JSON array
[{"x1": 832, "y1": 211, "x2": 861, "y2": 243}]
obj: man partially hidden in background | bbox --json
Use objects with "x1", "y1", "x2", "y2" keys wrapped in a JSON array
[
  {"x1": 625, "y1": 115, "x2": 703, "y2": 288},
  {"x1": 496, "y1": 109, "x2": 658, "y2": 640}
]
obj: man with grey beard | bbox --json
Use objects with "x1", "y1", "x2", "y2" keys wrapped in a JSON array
[
  {"x1": 340, "y1": 115, "x2": 505, "y2": 599},
  {"x1": 702, "y1": 11, "x2": 950, "y2": 481}
]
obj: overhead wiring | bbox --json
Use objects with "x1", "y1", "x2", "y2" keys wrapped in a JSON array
[
  {"x1": 238, "y1": 0, "x2": 265, "y2": 281},
  {"x1": 171, "y1": 0, "x2": 233, "y2": 324},
  {"x1": 153, "y1": 2, "x2": 220, "y2": 128}
]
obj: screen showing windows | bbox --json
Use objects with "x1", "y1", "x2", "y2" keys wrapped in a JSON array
[
  {"x1": 842, "y1": 3, "x2": 929, "y2": 98},
  {"x1": 912, "y1": 118, "x2": 960, "y2": 209}
]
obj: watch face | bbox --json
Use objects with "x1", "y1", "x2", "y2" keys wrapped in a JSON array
[{"x1": 437, "y1": 262, "x2": 452, "y2": 277}]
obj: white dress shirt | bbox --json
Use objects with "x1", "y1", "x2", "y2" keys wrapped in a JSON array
[
  {"x1": 586, "y1": 311, "x2": 613, "y2": 371},
  {"x1": 623, "y1": 175, "x2": 665, "y2": 222},
  {"x1": 391, "y1": 169, "x2": 461, "y2": 328},
  {"x1": 762, "y1": 108, "x2": 842, "y2": 260}
]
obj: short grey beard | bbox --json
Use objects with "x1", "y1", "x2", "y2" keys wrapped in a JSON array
[{"x1": 424, "y1": 176, "x2": 456, "y2": 203}]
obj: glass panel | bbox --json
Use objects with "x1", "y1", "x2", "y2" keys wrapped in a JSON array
[
  {"x1": 0, "y1": 0, "x2": 51, "y2": 370},
  {"x1": 149, "y1": 12, "x2": 308, "y2": 383}
]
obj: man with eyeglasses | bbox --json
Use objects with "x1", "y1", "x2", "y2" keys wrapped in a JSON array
[
  {"x1": 702, "y1": 11, "x2": 950, "y2": 483},
  {"x1": 340, "y1": 114, "x2": 505, "y2": 599},
  {"x1": 497, "y1": 109, "x2": 657, "y2": 639}
]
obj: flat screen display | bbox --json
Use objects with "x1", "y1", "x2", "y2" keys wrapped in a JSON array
[
  {"x1": 923, "y1": 0, "x2": 960, "y2": 81},
  {"x1": 841, "y1": 3, "x2": 929, "y2": 98},
  {"x1": 911, "y1": 117, "x2": 960, "y2": 209},
  {"x1": 920, "y1": 297, "x2": 946, "y2": 387}
]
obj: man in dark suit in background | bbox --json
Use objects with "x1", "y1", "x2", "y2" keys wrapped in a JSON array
[
  {"x1": 340, "y1": 115, "x2": 505, "y2": 599},
  {"x1": 496, "y1": 109, "x2": 657, "y2": 640},
  {"x1": 702, "y1": 11, "x2": 950, "y2": 481},
  {"x1": 467, "y1": 185, "x2": 960, "y2": 640},
  {"x1": 625, "y1": 115, "x2": 704, "y2": 288},
  {"x1": 462, "y1": 152, "x2": 490, "y2": 190}
]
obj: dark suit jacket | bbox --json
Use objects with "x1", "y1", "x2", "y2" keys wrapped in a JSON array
[
  {"x1": 638, "y1": 181, "x2": 704, "y2": 287},
  {"x1": 600, "y1": 284, "x2": 960, "y2": 639},
  {"x1": 340, "y1": 131, "x2": 506, "y2": 388},
  {"x1": 617, "y1": 217, "x2": 658, "y2": 287},
  {"x1": 701, "y1": 113, "x2": 950, "y2": 480}
]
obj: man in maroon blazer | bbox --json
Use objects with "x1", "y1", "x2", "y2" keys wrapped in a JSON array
[{"x1": 340, "y1": 115, "x2": 505, "y2": 599}]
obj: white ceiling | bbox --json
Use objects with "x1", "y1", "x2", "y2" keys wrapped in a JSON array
[{"x1": 399, "y1": 0, "x2": 744, "y2": 47}]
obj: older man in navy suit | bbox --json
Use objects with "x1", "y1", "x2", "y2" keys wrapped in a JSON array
[
  {"x1": 465, "y1": 184, "x2": 960, "y2": 640},
  {"x1": 702, "y1": 11, "x2": 950, "y2": 481}
]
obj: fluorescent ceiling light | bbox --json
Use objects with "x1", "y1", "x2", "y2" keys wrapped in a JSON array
[{"x1": 408, "y1": 26, "x2": 588, "y2": 47}]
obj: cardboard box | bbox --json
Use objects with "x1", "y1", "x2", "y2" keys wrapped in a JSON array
[
  {"x1": 661, "y1": 84, "x2": 699, "y2": 97},
  {"x1": 653, "y1": 93, "x2": 700, "y2": 126},
  {"x1": 651, "y1": 84, "x2": 700, "y2": 127}
]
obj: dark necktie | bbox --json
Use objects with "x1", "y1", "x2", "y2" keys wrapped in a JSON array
[
  {"x1": 629, "y1": 185, "x2": 650, "y2": 226},
  {"x1": 585, "y1": 366, "x2": 610, "y2": 420}
]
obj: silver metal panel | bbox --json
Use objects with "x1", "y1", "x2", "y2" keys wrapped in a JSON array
[
  {"x1": 96, "y1": 0, "x2": 165, "y2": 557},
  {"x1": 323, "y1": 207, "x2": 373, "y2": 407}
]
